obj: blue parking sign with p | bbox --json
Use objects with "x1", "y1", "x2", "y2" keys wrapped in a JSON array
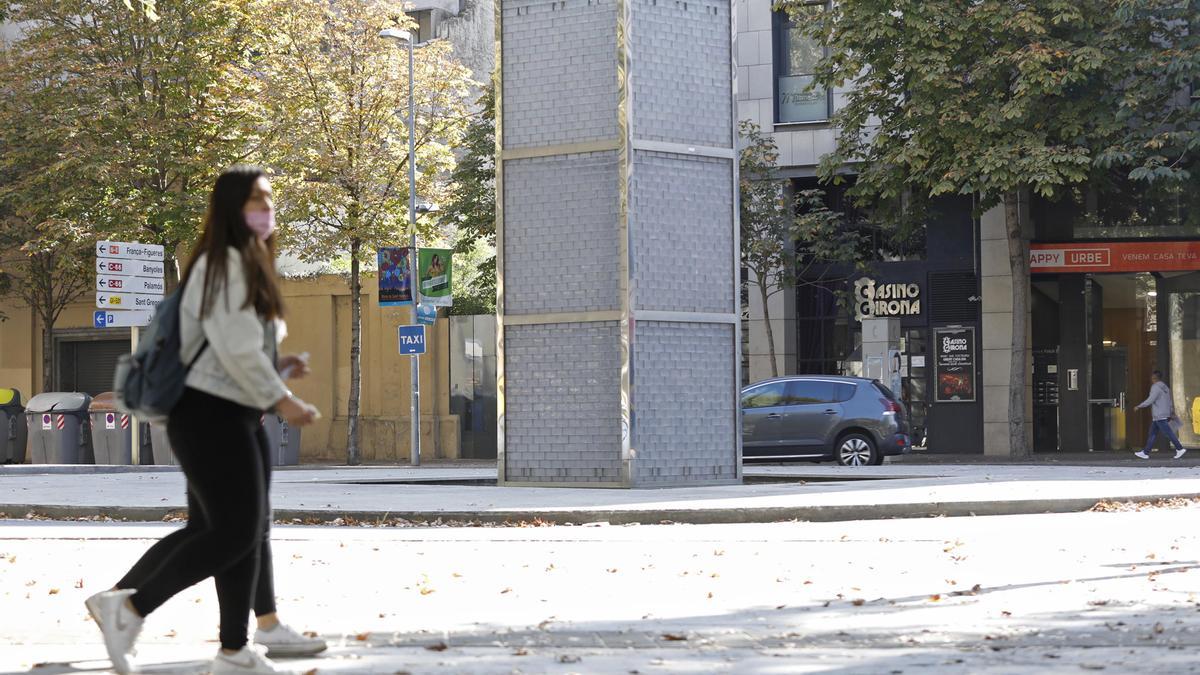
[{"x1": 398, "y1": 325, "x2": 426, "y2": 355}]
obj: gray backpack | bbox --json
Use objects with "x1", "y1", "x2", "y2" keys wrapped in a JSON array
[{"x1": 113, "y1": 288, "x2": 206, "y2": 424}]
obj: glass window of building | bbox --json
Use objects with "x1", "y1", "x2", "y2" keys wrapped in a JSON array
[{"x1": 774, "y1": 3, "x2": 829, "y2": 124}]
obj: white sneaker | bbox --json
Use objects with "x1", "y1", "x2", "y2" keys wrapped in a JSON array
[
  {"x1": 84, "y1": 588, "x2": 143, "y2": 675},
  {"x1": 254, "y1": 622, "x2": 328, "y2": 657},
  {"x1": 1134, "y1": 450, "x2": 1150, "y2": 459},
  {"x1": 1176, "y1": 448, "x2": 1188, "y2": 459},
  {"x1": 212, "y1": 645, "x2": 289, "y2": 674}
]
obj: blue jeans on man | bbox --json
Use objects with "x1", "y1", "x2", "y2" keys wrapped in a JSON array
[{"x1": 1143, "y1": 418, "x2": 1184, "y2": 454}]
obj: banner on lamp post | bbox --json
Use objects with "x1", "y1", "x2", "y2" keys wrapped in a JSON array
[
  {"x1": 418, "y1": 248, "x2": 452, "y2": 307},
  {"x1": 378, "y1": 247, "x2": 413, "y2": 306}
]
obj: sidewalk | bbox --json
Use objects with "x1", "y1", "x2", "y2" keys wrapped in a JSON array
[{"x1": 2, "y1": 457, "x2": 1199, "y2": 524}]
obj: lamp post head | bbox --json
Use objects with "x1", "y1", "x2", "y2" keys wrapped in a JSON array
[{"x1": 378, "y1": 28, "x2": 413, "y2": 44}]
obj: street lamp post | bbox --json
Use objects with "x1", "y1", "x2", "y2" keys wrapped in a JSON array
[{"x1": 380, "y1": 27, "x2": 422, "y2": 467}]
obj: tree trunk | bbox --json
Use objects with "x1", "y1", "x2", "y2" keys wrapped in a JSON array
[
  {"x1": 41, "y1": 316, "x2": 54, "y2": 393},
  {"x1": 346, "y1": 238, "x2": 362, "y2": 466},
  {"x1": 1004, "y1": 192, "x2": 1031, "y2": 458},
  {"x1": 758, "y1": 278, "x2": 778, "y2": 378}
]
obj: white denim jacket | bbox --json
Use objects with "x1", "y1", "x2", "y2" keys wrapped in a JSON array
[{"x1": 179, "y1": 247, "x2": 289, "y2": 411}]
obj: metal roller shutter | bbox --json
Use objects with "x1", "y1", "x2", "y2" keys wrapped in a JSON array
[{"x1": 58, "y1": 340, "x2": 128, "y2": 395}]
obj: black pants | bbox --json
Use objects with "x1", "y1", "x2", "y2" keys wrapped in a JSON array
[{"x1": 117, "y1": 388, "x2": 277, "y2": 650}]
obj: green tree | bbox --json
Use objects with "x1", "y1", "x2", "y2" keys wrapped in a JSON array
[
  {"x1": 259, "y1": 0, "x2": 473, "y2": 465},
  {"x1": 740, "y1": 120, "x2": 863, "y2": 378},
  {"x1": 0, "y1": 219, "x2": 96, "y2": 391},
  {"x1": 445, "y1": 84, "x2": 496, "y2": 317},
  {"x1": 791, "y1": 0, "x2": 1200, "y2": 456},
  {"x1": 0, "y1": 0, "x2": 269, "y2": 283}
]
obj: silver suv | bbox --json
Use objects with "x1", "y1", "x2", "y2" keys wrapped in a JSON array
[{"x1": 741, "y1": 376, "x2": 911, "y2": 466}]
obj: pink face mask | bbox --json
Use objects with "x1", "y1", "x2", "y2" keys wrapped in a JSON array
[{"x1": 244, "y1": 209, "x2": 275, "y2": 241}]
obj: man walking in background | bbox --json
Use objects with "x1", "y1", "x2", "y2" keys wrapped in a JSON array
[{"x1": 1135, "y1": 370, "x2": 1187, "y2": 460}]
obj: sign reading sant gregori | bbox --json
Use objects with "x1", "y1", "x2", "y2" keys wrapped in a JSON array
[{"x1": 854, "y1": 278, "x2": 922, "y2": 321}]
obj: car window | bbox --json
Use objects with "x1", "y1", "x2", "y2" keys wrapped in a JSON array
[
  {"x1": 786, "y1": 380, "x2": 837, "y2": 404},
  {"x1": 742, "y1": 382, "x2": 787, "y2": 409},
  {"x1": 835, "y1": 383, "x2": 856, "y2": 402},
  {"x1": 873, "y1": 380, "x2": 899, "y2": 401}
]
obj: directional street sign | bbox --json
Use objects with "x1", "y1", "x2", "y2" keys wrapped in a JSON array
[
  {"x1": 398, "y1": 325, "x2": 427, "y2": 355},
  {"x1": 93, "y1": 310, "x2": 153, "y2": 328},
  {"x1": 97, "y1": 259, "x2": 166, "y2": 278},
  {"x1": 96, "y1": 275, "x2": 165, "y2": 295},
  {"x1": 96, "y1": 240, "x2": 165, "y2": 262},
  {"x1": 96, "y1": 292, "x2": 163, "y2": 311}
]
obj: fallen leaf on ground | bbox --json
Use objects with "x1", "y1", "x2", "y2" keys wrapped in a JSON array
[
  {"x1": 851, "y1": 599, "x2": 866, "y2": 606},
  {"x1": 661, "y1": 634, "x2": 687, "y2": 641},
  {"x1": 355, "y1": 633, "x2": 369, "y2": 641},
  {"x1": 426, "y1": 641, "x2": 448, "y2": 651},
  {"x1": 48, "y1": 588, "x2": 59, "y2": 595},
  {"x1": 513, "y1": 648, "x2": 529, "y2": 656}
]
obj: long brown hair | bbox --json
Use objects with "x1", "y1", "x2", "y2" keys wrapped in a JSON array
[{"x1": 182, "y1": 165, "x2": 285, "y2": 320}]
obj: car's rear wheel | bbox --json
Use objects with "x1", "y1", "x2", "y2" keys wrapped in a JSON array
[{"x1": 836, "y1": 433, "x2": 880, "y2": 467}]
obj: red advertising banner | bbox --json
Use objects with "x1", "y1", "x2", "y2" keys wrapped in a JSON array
[{"x1": 1030, "y1": 241, "x2": 1200, "y2": 274}]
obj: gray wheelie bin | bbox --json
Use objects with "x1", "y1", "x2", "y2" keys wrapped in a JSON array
[
  {"x1": 26, "y1": 392, "x2": 94, "y2": 464},
  {"x1": 1, "y1": 388, "x2": 27, "y2": 464},
  {"x1": 89, "y1": 392, "x2": 133, "y2": 465},
  {"x1": 262, "y1": 414, "x2": 301, "y2": 466},
  {"x1": 149, "y1": 421, "x2": 177, "y2": 465}
]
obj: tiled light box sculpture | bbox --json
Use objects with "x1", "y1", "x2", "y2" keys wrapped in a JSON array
[{"x1": 496, "y1": 0, "x2": 741, "y2": 486}]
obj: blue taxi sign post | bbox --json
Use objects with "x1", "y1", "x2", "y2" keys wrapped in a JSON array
[
  {"x1": 398, "y1": 324, "x2": 426, "y2": 466},
  {"x1": 398, "y1": 325, "x2": 426, "y2": 355}
]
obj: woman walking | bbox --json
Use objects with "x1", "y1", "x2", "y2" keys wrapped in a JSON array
[{"x1": 86, "y1": 166, "x2": 325, "y2": 674}]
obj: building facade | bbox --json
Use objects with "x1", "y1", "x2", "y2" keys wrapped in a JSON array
[
  {"x1": 0, "y1": 274, "x2": 464, "y2": 463},
  {"x1": 738, "y1": 0, "x2": 1199, "y2": 457},
  {"x1": 737, "y1": 0, "x2": 986, "y2": 454}
]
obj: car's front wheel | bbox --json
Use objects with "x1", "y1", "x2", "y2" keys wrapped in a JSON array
[{"x1": 836, "y1": 433, "x2": 880, "y2": 467}]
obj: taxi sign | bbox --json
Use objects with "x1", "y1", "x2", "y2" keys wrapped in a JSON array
[{"x1": 398, "y1": 325, "x2": 426, "y2": 355}]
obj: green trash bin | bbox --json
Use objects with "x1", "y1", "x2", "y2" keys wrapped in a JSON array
[
  {"x1": 0, "y1": 388, "x2": 27, "y2": 464},
  {"x1": 26, "y1": 392, "x2": 94, "y2": 465}
]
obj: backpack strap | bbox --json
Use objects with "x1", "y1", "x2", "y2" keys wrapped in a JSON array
[{"x1": 186, "y1": 340, "x2": 209, "y2": 371}]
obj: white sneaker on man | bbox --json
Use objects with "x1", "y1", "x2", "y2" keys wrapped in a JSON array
[
  {"x1": 1134, "y1": 450, "x2": 1150, "y2": 459},
  {"x1": 84, "y1": 588, "x2": 143, "y2": 675},
  {"x1": 212, "y1": 645, "x2": 289, "y2": 674},
  {"x1": 254, "y1": 622, "x2": 328, "y2": 657},
  {"x1": 1175, "y1": 448, "x2": 1188, "y2": 459}
]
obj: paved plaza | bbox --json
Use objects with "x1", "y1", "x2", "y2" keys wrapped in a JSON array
[{"x1": 3, "y1": 503, "x2": 1200, "y2": 673}]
